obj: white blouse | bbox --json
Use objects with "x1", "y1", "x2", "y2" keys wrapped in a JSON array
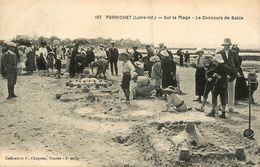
[{"x1": 122, "y1": 60, "x2": 135, "y2": 75}]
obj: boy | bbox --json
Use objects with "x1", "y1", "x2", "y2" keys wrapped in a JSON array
[
  {"x1": 206, "y1": 54, "x2": 234, "y2": 118},
  {"x1": 163, "y1": 86, "x2": 190, "y2": 112}
]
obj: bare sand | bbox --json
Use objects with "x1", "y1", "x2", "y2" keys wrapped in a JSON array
[{"x1": 0, "y1": 65, "x2": 260, "y2": 167}]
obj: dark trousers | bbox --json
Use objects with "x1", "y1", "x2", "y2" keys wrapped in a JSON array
[
  {"x1": 110, "y1": 60, "x2": 118, "y2": 75},
  {"x1": 212, "y1": 86, "x2": 227, "y2": 106},
  {"x1": 6, "y1": 72, "x2": 17, "y2": 96}
]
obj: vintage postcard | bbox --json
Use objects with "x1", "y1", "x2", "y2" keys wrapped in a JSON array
[{"x1": 0, "y1": 0, "x2": 260, "y2": 166}]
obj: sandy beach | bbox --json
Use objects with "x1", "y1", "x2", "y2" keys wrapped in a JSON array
[{"x1": 0, "y1": 64, "x2": 260, "y2": 167}]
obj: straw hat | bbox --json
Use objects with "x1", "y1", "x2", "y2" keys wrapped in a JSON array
[
  {"x1": 150, "y1": 56, "x2": 160, "y2": 62},
  {"x1": 160, "y1": 50, "x2": 169, "y2": 57},
  {"x1": 81, "y1": 51, "x2": 86, "y2": 56},
  {"x1": 110, "y1": 40, "x2": 115, "y2": 44},
  {"x1": 213, "y1": 54, "x2": 224, "y2": 63},
  {"x1": 195, "y1": 48, "x2": 204, "y2": 54},
  {"x1": 99, "y1": 44, "x2": 105, "y2": 48},
  {"x1": 159, "y1": 43, "x2": 164, "y2": 47},
  {"x1": 222, "y1": 38, "x2": 232, "y2": 46},
  {"x1": 6, "y1": 41, "x2": 16, "y2": 47},
  {"x1": 163, "y1": 86, "x2": 180, "y2": 94}
]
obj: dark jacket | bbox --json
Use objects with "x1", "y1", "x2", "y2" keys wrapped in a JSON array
[
  {"x1": 109, "y1": 47, "x2": 119, "y2": 61},
  {"x1": 86, "y1": 49, "x2": 95, "y2": 62},
  {"x1": 219, "y1": 49, "x2": 239, "y2": 73},
  {"x1": 133, "y1": 51, "x2": 142, "y2": 61},
  {"x1": 207, "y1": 63, "x2": 233, "y2": 89},
  {"x1": 2, "y1": 50, "x2": 18, "y2": 73}
]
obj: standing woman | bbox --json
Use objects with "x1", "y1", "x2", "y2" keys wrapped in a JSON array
[
  {"x1": 150, "y1": 56, "x2": 162, "y2": 97},
  {"x1": 194, "y1": 48, "x2": 206, "y2": 102},
  {"x1": 69, "y1": 43, "x2": 79, "y2": 78},
  {"x1": 161, "y1": 50, "x2": 177, "y2": 89},
  {"x1": 25, "y1": 45, "x2": 36, "y2": 74},
  {"x1": 36, "y1": 40, "x2": 48, "y2": 73},
  {"x1": 121, "y1": 53, "x2": 135, "y2": 103}
]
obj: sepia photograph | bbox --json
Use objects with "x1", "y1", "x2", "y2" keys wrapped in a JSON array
[{"x1": 0, "y1": 0, "x2": 260, "y2": 166}]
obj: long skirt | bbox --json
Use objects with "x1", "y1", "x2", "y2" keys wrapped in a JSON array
[
  {"x1": 69, "y1": 59, "x2": 76, "y2": 77},
  {"x1": 25, "y1": 54, "x2": 36, "y2": 72},
  {"x1": 162, "y1": 73, "x2": 177, "y2": 89},
  {"x1": 195, "y1": 67, "x2": 206, "y2": 96},
  {"x1": 37, "y1": 56, "x2": 47, "y2": 70}
]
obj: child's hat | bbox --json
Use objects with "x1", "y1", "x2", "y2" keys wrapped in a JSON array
[{"x1": 163, "y1": 86, "x2": 180, "y2": 94}]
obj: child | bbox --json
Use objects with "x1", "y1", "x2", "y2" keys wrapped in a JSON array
[
  {"x1": 47, "y1": 51, "x2": 55, "y2": 75},
  {"x1": 163, "y1": 86, "x2": 190, "y2": 112},
  {"x1": 121, "y1": 53, "x2": 135, "y2": 104},
  {"x1": 150, "y1": 56, "x2": 162, "y2": 97},
  {"x1": 247, "y1": 70, "x2": 258, "y2": 104},
  {"x1": 206, "y1": 54, "x2": 234, "y2": 118},
  {"x1": 55, "y1": 52, "x2": 62, "y2": 78},
  {"x1": 195, "y1": 56, "x2": 215, "y2": 112}
]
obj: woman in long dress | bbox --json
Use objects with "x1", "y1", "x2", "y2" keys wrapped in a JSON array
[
  {"x1": 69, "y1": 43, "x2": 79, "y2": 78},
  {"x1": 25, "y1": 46, "x2": 36, "y2": 74},
  {"x1": 36, "y1": 41, "x2": 48, "y2": 72},
  {"x1": 194, "y1": 48, "x2": 206, "y2": 102}
]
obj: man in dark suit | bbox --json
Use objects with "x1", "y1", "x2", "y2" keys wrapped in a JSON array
[
  {"x1": 219, "y1": 38, "x2": 239, "y2": 112},
  {"x1": 108, "y1": 41, "x2": 119, "y2": 75},
  {"x1": 2, "y1": 42, "x2": 18, "y2": 99},
  {"x1": 132, "y1": 46, "x2": 142, "y2": 62}
]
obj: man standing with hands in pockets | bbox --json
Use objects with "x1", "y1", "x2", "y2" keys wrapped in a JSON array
[
  {"x1": 219, "y1": 38, "x2": 239, "y2": 113},
  {"x1": 2, "y1": 41, "x2": 19, "y2": 99}
]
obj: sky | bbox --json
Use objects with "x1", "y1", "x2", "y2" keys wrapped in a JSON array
[{"x1": 0, "y1": 0, "x2": 259, "y2": 48}]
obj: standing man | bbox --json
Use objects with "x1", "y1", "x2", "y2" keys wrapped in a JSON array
[
  {"x1": 219, "y1": 38, "x2": 239, "y2": 112},
  {"x1": 2, "y1": 42, "x2": 18, "y2": 99},
  {"x1": 109, "y1": 41, "x2": 119, "y2": 75},
  {"x1": 132, "y1": 46, "x2": 142, "y2": 62}
]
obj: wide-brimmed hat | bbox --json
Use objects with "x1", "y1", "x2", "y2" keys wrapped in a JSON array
[
  {"x1": 110, "y1": 40, "x2": 115, "y2": 44},
  {"x1": 132, "y1": 46, "x2": 138, "y2": 49},
  {"x1": 159, "y1": 43, "x2": 164, "y2": 47},
  {"x1": 99, "y1": 44, "x2": 105, "y2": 48},
  {"x1": 6, "y1": 41, "x2": 17, "y2": 47},
  {"x1": 222, "y1": 38, "x2": 232, "y2": 46},
  {"x1": 81, "y1": 51, "x2": 86, "y2": 56},
  {"x1": 40, "y1": 40, "x2": 47, "y2": 46},
  {"x1": 49, "y1": 51, "x2": 55, "y2": 55},
  {"x1": 160, "y1": 50, "x2": 169, "y2": 57},
  {"x1": 163, "y1": 86, "x2": 180, "y2": 94},
  {"x1": 150, "y1": 56, "x2": 160, "y2": 62},
  {"x1": 213, "y1": 54, "x2": 224, "y2": 63},
  {"x1": 195, "y1": 48, "x2": 204, "y2": 54}
]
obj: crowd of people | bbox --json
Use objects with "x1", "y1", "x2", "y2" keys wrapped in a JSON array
[{"x1": 0, "y1": 38, "x2": 258, "y2": 119}]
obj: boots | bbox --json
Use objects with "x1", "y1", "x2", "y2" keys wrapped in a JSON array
[
  {"x1": 219, "y1": 112, "x2": 226, "y2": 119},
  {"x1": 6, "y1": 84, "x2": 16, "y2": 99},
  {"x1": 206, "y1": 110, "x2": 216, "y2": 117}
]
